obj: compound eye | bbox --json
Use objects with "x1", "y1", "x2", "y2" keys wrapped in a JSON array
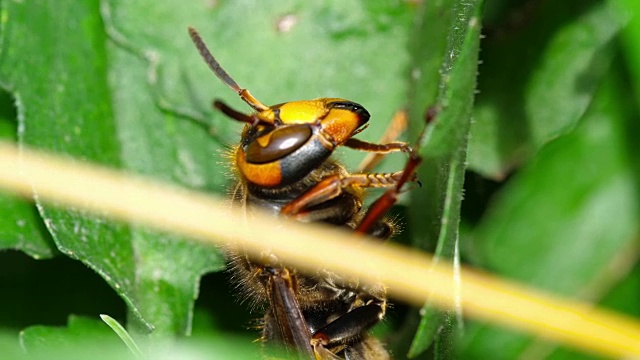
[{"x1": 245, "y1": 124, "x2": 313, "y2": 164}]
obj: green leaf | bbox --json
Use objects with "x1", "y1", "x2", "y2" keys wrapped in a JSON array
[
  {"x1": 0, "y1": 90, "x2": 55, "y2": 258},
  {"x1": 0, "y1": 0, "x2": 224, "y2": 335},
  {"x1": 459, "y1": 59, "x2": 640, "y2": 359},
  {"x1": 406, "y1": 0, "x2": 482, "y2": 357},
  {"x1": 20, "y1": 315, "x2": 129, "y2": 356},
  {"x1": 468, "y1": 0, "x2": 628, "y2": 178},
  {"x1": 100, "y1": 315, "x2": 144, "y2": 358},
  {"x1": 18, "y1": 315, "x2": 264, "y2": 360},
  {"x1": 620, "y1": 0, "x2": 640, "y2": 106},
  {"x1": 0, "y1": 331, "x2": 28, "y2": 360}
]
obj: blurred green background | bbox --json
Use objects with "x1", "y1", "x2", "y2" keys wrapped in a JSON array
[{"x1": 0, "y1": 0, "x2": 638, "y2": 359}]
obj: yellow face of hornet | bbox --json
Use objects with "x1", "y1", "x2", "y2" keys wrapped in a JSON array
[{"x1": 236, "y1": 98, "x2": 370, "y2": 188}]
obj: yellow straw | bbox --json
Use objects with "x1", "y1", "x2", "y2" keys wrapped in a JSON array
[{"x1": 0, "y1": 142, "x2": 639, "y2": 358}]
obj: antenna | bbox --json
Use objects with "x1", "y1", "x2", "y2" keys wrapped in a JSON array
[{"x1": 188, "y1": 27, "x2": 269, "y2": 112}]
